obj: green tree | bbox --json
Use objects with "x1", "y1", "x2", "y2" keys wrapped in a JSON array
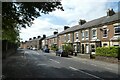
[{"x1": 2, "y1": 2, "x2": 64, "y2": 42}]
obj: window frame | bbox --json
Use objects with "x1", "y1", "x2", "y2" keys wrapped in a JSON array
[
  {"x1": 82, "y1": 31, "x2": 84, "y2": 40},
  {"x1": 85, "y1": 30, "x2": 89, "y2": 40},
  {"x1": 68, "y1": 33, "x2": 71, "y2": 40},
  {"x1": 76, "y1": 32, "x2": 79, "y2": 39},
  {"x1": 92, "y1": 28, "x2": 97, "y2": 39},
  {"x1": 114, "y1": 25, "x2": 120, "y2": 35},
  {"x1": 103, "y1": 28, "x2": 108, "y2": 38}
]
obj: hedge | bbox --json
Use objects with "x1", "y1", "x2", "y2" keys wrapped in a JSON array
[{"x1": 96, "y1": 46, "x2": 120, "y2": 58}]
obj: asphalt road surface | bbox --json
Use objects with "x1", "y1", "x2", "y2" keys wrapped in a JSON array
[{"x1": 2, "y1": 49, "x2": 119, "y2": 80}]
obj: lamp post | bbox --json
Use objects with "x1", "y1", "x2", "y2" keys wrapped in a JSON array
[{"x1": 50, "y1": 28, "x2": 58, "y2": 32}]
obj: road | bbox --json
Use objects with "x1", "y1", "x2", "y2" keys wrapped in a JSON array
[{"x1": 2, "y1": 49, "x2": 119, "y2": 80}]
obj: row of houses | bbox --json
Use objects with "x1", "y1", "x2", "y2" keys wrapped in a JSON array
[{"x1": 20, "y1": 9, "x2": 120, "y2": 55}]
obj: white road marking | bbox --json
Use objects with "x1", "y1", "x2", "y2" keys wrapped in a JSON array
[
  {"x1": 91, "y1": 64, "x2": 97, "y2": 66},
  {"x1": 69, "y1": 66, "x2": 104, "y2": 80},
  {"x1": 105, "y1": 67, "x2": 113, "y2": 70},
  {"x1": 49, "y1": 59, "x2": 60, "y2": 64},
  {"x1": 37, "y1": 64, "x2": 47, "y2": 66},
  {"x1": 82, "y1": 62, "x2": 86, "y2": 64},
  {"x1": 69, "y1": 66, "x2": 79, "y2": 71}
]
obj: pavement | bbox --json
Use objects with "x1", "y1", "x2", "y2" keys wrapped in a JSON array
[{"x1": 2, "y1": 49, "x2": 119, "y2": 80}]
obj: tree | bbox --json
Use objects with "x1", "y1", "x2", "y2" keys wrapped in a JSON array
[{"x1": 2, "y1": 2, "x2": 64, "y2": 42}]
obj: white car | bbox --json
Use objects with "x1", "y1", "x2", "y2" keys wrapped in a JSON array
[{"x1": 32, "y1": 47, "x2": 37, "y2": 50}]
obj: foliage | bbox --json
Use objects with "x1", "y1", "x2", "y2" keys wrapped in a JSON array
[
  {"x1": 51, "y1": 44, "x2": 58, "y2": 51},
  {"x1": 2, "y1": 2, "x2": 63, "y2": 42},
  {"x1": 62, "y1": 43, "x2": 73, "y2": 53},
  {"x1": 96, "y1": 46, "x2": 120, "y2": 58}
]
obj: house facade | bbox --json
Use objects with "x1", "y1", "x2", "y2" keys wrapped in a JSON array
[
  {"x1": 57, "y1": 9, "x2": 120, "y2": 55},
  {"x1": 20, "y1": 9, "x2": 120, "y2": 56},
  {"x1": 42, "y1": 32, "x2": 58, "y2": 50},
  {"x1": 20, "y1": 35, "x2": 46, "y2": 50}
]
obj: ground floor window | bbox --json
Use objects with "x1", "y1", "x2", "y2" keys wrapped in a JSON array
[{"x1": 91, "y1": 44, "x2": 95, "y2": 52}]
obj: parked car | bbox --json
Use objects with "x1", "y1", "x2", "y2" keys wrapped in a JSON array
[
  {"x1": 56, "y1": 49, "x2": 63, "y2": 56},
  {"x1": 32, "y1": 47, "x2": 37, "y2": 50},
  {"x1": 43, "y1": 48, "x2": 49, "y2": 53}
]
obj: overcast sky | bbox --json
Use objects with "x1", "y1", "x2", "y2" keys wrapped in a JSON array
[{"x1": 20, "y1": 0, "x2": 119, "y2": 42}]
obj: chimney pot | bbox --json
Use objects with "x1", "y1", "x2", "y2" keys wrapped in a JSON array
[
  {"x1": 53, "y1": 32, "x2": 58, "y2": 35},
  {"x1": 79, "y1": 19, "x2": 86, "y2": 25},
  {"x1": 64, "y1": 26, "x2": 70, "y2": 30},
  {"x1": 107, "y1": 8, "x2": 115, "y2": 16}
]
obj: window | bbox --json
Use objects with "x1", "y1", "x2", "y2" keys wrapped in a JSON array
[
  {"x1": 85, "y1": 31, "x2": 89, "y2": 39},
  {"x1": 64, "y1": 34, "x2": 66, "y2": 42},
  {"x1": 76, "y1": 32, "x2": 78, "y2": 39},
  {"x1": 68, "y1": 34, "x2": 70, "y2": 40},
  {"x1": 103, "y1": 43, "x2": 107, "y2": 47},
  {"x1": 82, "y1": 31, "x2": 84, "y2": 40},
  {"x1": 114, "y1": 25, "x2": 120, "y2": 35},
  {"x1": 103, "y1": 28, "x2": 108, "y2": 38},
  {"x1": 92, "y1": 29, "x2": 97, "y2": 38}
]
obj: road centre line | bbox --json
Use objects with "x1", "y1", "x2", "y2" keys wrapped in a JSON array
[
  {"x1": 49, "y1": 59, "x2": 60, "y2": 64},
  {"x1": 105, "y1": 67, "x2": 113, "y2": 70},
  {"x1": 91, "y1": 64, "x2": 97, "y2": 66},
  {"x1": 69, "y1": 66, "x2": 79, "y2": 71},
  {"x1": 69, "y1": 66, "x2": 104, "y2": 80}
]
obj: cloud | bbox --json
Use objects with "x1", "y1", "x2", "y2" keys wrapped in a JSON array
[
  {"x1": 20, "y1": 0, "x2": 119, "y2": 42},
  {"x1": 20, "y1": 18, "x2": 64, "y2": 41}
]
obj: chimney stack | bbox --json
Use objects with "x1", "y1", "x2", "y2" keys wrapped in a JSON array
[
  {"x1": 64, "y1": 26, "x2": 70, "y2": 30},
  {"x1": 107, "y1": 8, "x2": 115, "y2": 16},
  {"x1": 43, "y1": 35, "x2": 46, "y2": 38},
  {"x1": 53, "y1": 31, "x2": 58, "y2": 35},
  {"x1": 29, "y1": 38, "x2": 32, "y2": 40},
  {"x1": 37, "y1": 36, "x2": 41, "y2": 38},
  {"x1": 79, "y1": 19, "x2": 86, "y2": 25},
  {"x1": 33, "y1": 37, "x2": 36, "y2": 39}
]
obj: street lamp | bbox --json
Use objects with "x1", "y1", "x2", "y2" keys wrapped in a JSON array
[{"x1": 50, "y1": 28, "x2": 58, "y2": 32}]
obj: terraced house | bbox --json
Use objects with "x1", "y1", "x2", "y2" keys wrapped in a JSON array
[
  {"x1": 21, "y1": 9, "x2": 120, "y2": 55},
  {"x1": 57, "y1": 9, "x2": 120, "y2": 55},
  {"x1": 42, "y1": 32, "x2": 58, "y2": 50}
]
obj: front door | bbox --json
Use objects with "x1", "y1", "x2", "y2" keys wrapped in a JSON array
[{"x1": 82, "y1": 44, "x2": 84, "y2": 54}]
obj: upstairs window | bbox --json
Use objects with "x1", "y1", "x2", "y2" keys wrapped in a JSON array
[
  {"x1": 82, "y1": 31, "x2": 84, "y2": 40},
  {"x1": 103, "y1": 28, "x2": 108, "y2": 38},
  {"x1": 85, "y1": 31, "x2": 89, "y2": 39},
  {"x1": 92, "y1": 29, "x2": 97, "y2": 38},
  {"x1": 114, "y1": 25, "x2": 120, "y2": 35},
  {"x1": 68, "y1": 34, "x2": 70, "y2": 40},
  {"x1": 64, "y1": 34, "x2": 66, "y2": 42},
  {"x1": 76, "y1": 32, "x2": 78, "y2": 39}
]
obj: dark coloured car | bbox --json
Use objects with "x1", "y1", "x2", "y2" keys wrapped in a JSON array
[{"x1": 44, "y1": 48, "x2": 49, "y2": 53}]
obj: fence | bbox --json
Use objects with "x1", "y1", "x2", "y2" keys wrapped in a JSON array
[{"x1": 2, "y1": 40, "x2": 18, "y2": 59}]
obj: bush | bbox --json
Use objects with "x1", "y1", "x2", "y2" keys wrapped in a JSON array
[
  {"x1": 96, "y1": 46, "x2": 120, "y2": 58},
  {"x1": 51, "y1": 44, "x2": 58, "y2": 51},
  {"x1": 61, "y1": 43, "x2": 74, "y2": 56}
]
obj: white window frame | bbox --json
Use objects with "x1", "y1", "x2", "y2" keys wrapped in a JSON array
[
  {"x1": 92, "y1": 28, "x2": 97, "y2": 39},
  {"x1": 114, "y1": 25, "x2": 120, "y2": 35},
  {"x1": 64, "y1": 34, "x2": 66, "y2": 42},
  {"x1": 76, "y1": 32, "x2": 79, "y2": 39},
  {"x1": 103, "y1": 28, "x2": 108, "y2": 38},
  {"x1": 82, "y1": 31, "x2": 84, "y2": 40},
  {"x1": 85, "y1": 30, "x2": 89, "y2": 40},
  {"x1": 68, "y1": 33, "x2": 70, "y2": 40}
]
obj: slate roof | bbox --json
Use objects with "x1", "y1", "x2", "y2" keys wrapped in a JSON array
[
  {"x1": 58, "y1": 12, "x2": 120, "y2": 35},
  {"x1": 45, "y1": 34, "x2": 57, "y2": 39}
]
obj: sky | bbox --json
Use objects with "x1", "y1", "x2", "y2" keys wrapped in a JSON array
[{"x1": 20, "y1": 0, "x2": 119, "y2": 42}]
